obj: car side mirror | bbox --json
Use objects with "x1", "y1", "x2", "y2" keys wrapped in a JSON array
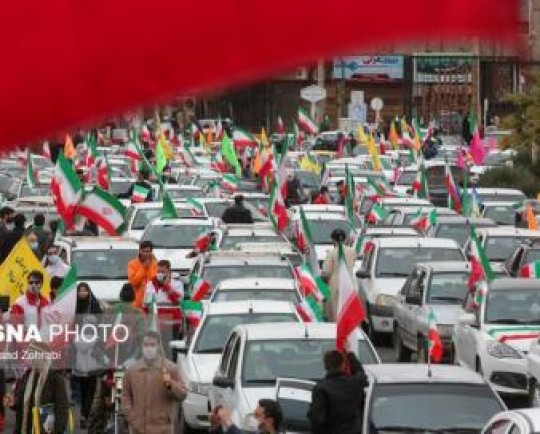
[
  {"x1": 169, "y1": 340, "x2": 188, "y2": 354},
  {"x1": 356, "y1": 270, "x2": 369, "y2": 279},
  {"x1": 213, "y1": 375, "x2": 235, "y2": 389},
  {"x1": 459, "y1": 312, "x2": 478, "y2": 327},
  {"x1": 405, "y1": 295, "x2": 421, "y2": 305}
]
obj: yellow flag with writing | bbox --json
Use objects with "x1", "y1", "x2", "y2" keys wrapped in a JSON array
[
  {"x1": 367, "y1": 134, "x2": 381, "y2": 171},
  {"x1": 0, "y1": 239, "x2": 50, "y2": 305}
]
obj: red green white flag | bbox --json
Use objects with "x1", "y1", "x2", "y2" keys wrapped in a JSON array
[
  {"x1": 76, "y1": 187, "x2": 126, "y2": 235},
  {"x1": 366, "y1": 203, "x2": 386, "y2": 224},
  {"x1": 444, "y1": 161, "x2": 462, "y2": 213},
  {"x1": 428, "y1": 307, "x2": 443, "y2": 363},
  {"x1": 412, "y1": 160, "x2": 429, "y2": 199},
  {"x1": 268, "y1": 182, "x2": 288, "y2": 232},
  {"x1": 232, "y1": 127, "x2": 257, "y2": 148},
  {"x1": 298, "y1": 107, "x2": 318, "y2": 135},
  {"x1": 520, "y1": 261, "x2": 540, "y2": 278},
  {"x1": 336, "y1": 243, "x2": 366, "y2": 350},
  {"x1": 294, "y1": 265, "x2": 326, "y2": 302},
  {"x1": 51, "y1": 152, "x2": 83, "y2": 229},
  {"x1": 296, "y1": 294, "x2": 324, "y2": 322},
  {"x1": 132, "y1": 184, "x2": 150, "y2": 203},
  {"x1": 221, "y1": 174, "x2": 239, "y2": 192},
  {"x1": 190, "y1": 275, "x2": 212, "y2": 301},
  {"x1": 411, "y1": 208, "x2": 438, "y2": 232},
  {"x1": 182, "y1": 300, "x2": 203, "y2": 329}
]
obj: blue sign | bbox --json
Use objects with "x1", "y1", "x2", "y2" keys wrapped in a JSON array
[{"x1": 333, "y1": 56, "x2": 404, "y2": 81}]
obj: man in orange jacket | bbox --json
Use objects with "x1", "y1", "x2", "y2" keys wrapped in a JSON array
[{"x1": 128, "y1": 240, "x2": 158, "y2": 308}]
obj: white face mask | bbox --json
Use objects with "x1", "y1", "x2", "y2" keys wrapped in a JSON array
[
  {"x1": 142, "y1": 345, "x2": 159, "y2": 361},
  {"x1": 156, "y1": 272, "x2": 166, "y2": 283},
  {"x1": 30, "y1": 242, "x2": 39, "y2": 250},
  {"x1": 47, "y1": 254, "x2": 59, "y2": 264}
]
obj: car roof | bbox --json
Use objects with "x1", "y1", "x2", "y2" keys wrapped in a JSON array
[
  {"x1": 512, "y1": 409, "x2": 540, "y2": 431},
  {"x1": 436, "y1": 216, "x2": 496, "y2": 226},
  {"x1": 129, "y1": 202, "x2": 194, "y2": 210},
  {"x1": 233, "y1": 322, "x2": 369, "y2": 341},
  {"x1": 223, "y1": 227, "x2": 278, "y2": 236},
  {"x1": 205, "y1": 301, "x2": 297, "y2": 315},
  {"x1": 217, "y1": 278, "x2": 296, "y2": 290},
  {"x1": 474, "y1": 188, "x2": 525, "y2": 195},
  {"x1": 378, "y1": 197, "x2": 432, "y2": 206},
  {"x1": 205, "y1": 254, "x2": 290, "y2": 266},
  {"x1": 489, "y1": 278, "x2": 540, "y2": 291},
  {"x1": 375, "y1": 237, "x2": 460, "y2": 249},
  {"x1": 387, "y1": 205, "x2": 434, "y2": 213},
  {"x1": 415, "y1": 261, "x2": 471, "y2": 272},
  {"x1": 147, "y1": 217, "x2": 213, "y2": 226},
  {"x1": 365, "y1": 363, "x2": 485, "y2": 385},
  {"x1": 482, "y1": 201, "x2": 519, "y2": 207},
  {"x1": 59, "y1": 236, "x2": 139, "y2": 249},
  {"x1": 364, "y1": 227, "x2": 420, "y2": 235},
  {"x1": 302, "y1": 213, "x2": 347, "y2": 221},
  {"x1": 478, "y1": 227, "x2": 540, "y2": 237},
  {"x1": 291, "y1": 204, "x2": 345, "y2": 213},
  {"x1": 165, "y1": 184, "x2": 203, "y2": 191}
]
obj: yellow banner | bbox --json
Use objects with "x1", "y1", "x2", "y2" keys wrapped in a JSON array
[{"x1": 0, "y1": 239, "x2": 50, "y2": 305}]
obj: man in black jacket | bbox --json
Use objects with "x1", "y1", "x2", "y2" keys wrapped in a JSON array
[
  {"x1": 308, "y1": 350, "x2": 368, "y2": 434},
  {"x1": 0, "y1": 213, "x2": 26, "y2": 263},
  {"x1": 221, "y1": 195, "x2": 253, "y2": 224}
]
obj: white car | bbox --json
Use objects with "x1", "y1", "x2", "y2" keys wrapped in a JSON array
[
  {"x1": 209, "y1": 278, "x2": 301, "y2": 304},
  {"x1": 124, "y1": 202, "x2": 207, "y2": 241},
  {"x1": 164, "y1": 184, "x2": 205, "y2": 200},
  {"x1": 172, "y1": 301, "x2": 301, "y2": 432},
  {"x1": 482, "y1": 409, "x2": 540, "y2": 434},
  {"x1": 382, "y1": 205, "x2": 435, "y2": 226},
  {"x1": 364, "y1": 364, "x2": 505, "y2": 433},
  {"x1": 219, "y1": 226, "x2": 285, "y2": 250},
  {"x1": 529, "y1": 338, "x2": 540, "y2": 407},
  {"x1": 359, "y1": 196, "x2": 432, "y2": 218},
  {"x1": 210, "y1": 322, "x2": 380, "y2": 432},
  {"x1": 356, "y1": 237, "x2": 466, "y2": 338},
  {"x1": 140, "y1": 217, "x2": 216, "y2": 276},
  {"x1": 481, "y1": 201, "x2": 520, "y2": 226},
  {"x1": 454, "y1": 279, "x2": 540, "y2": 396},
  {"x1": 56, "y1": 236, "x2": 139, "y2": 302}
]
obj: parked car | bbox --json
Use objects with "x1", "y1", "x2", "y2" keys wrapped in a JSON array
[{"x1": 482, "y1": 408, "x2": 540, "y2": 434}]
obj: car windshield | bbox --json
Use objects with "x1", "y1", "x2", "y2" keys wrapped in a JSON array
[
  {"x1": 427, "y1": 273, "x2": 469, "y2": 304},
  {"x1": 523, "y1": 250, "x2": 540, "y2": 266},
  {"x1": 204, "y1": 202, "x2": 230, "y2": 218},
  {"x1": 484, "y1": 236, "x2": 539, "y2": 262},
  {"x1": 31, "y1": 157, "x2": 53, "y2": 170},
  {"x1": 296, "y1": 171, "x2": 320, "y2": 188},
  {"x1": 369, "y1": 383, "x2": 503, "y2": 432},
  {"x1": 132, "y1": 208, "x2": 193, "y2": 230},
  {"x1": 202, "y1": 265, "x2": 294, "y2": 289},
  {"x1": 396, "y1": 171, "x2": 417, "y2": 186},
  {"x1": 142, "y1": 224, "x2": 212, "y2": 248},
  {"x1": 484, "y1": 288, "x2": 540, "y2": 324},
  {"x1": 221, "y1": 235, "x2": 282, "y2": 249},
  {"x1": 110, "y1": 179, "x2": 133, "y2": 196},
  {"x1": 435, "y1": 224, "x2": 471, "y2": 245},
  {"x1": 376, "y1": 247, "x2": 464, "y2": 277},
  {"x1": 242, "y1": 338, "x2": 378, "y2": 385},
  {"x1": 72, "y1": 249, "x2": 137, "y2": 279},
  {"x1": 483, "y1": 205, "x2": 516, "y2": 225},
  {"x1": 213, "y1": 289, "x2": 299, "y2": 303},
  {"x1": 166, "y1": 188, "x2": 205, "y2": 199},
  {"x1": 479, "y1": 193, "x2": 526, "y2": 203},
  {"x1": 483, "y1": 153, "x2": 509, "y2": 166},
  {"x1": 20, "y1": 184, "x2": 50, "y2": 197},
  {"x1": 308, "y1": 219, "x2": 350, "y2": 245},
  {"x1": 194, "y1": 314, "x2": 297, "y2": 353}
]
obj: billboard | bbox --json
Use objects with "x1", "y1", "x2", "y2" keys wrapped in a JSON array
[
  {"x1": 333, "y1": 56, "x2": 404, "y2": 82},
  {"x1": 413, "y1": 53, "x2": 473, "y2": 83}
]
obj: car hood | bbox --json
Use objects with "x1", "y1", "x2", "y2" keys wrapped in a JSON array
[
  {"x1": 191, "y1": 353, "x2": 222, "y2": 384},
  {"x1": 127, "y1": 229, "x2": 144, "y2": 241},
  {"x1": 372, "y1": 278, "x2": 407, "y2": 297},
  {"x1": 429, "y1": 304, "x2": 463, "y2": 325},
  {"x1": 483, "y1": 325, "x2": 540, "y2": 353},
  {"x1": 153, "y1": 248, "x2": 196, "y2": 272},
  {"x1": 79, "y1": 279, "x2": 124, "y2": 302}
]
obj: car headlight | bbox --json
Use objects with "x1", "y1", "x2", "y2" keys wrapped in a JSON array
[
  {"x1": 188, "y1": 381, "x2": 210, "y2": 395},
  {"x1": 376, "y1": 294, "x2": 396, "y2": 307},
  {"x1": 486, "y1": 341, "x2": 523, "y2": 359}
]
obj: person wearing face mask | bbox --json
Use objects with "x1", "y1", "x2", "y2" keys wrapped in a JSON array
[
  {"x1": 42, "y1": 244, "x2": 69, "y2": 278},
  {"x1": 0, "y1": 206, "x2": 15, "y2": 254},
  {"x1": 144, "y1": 260, "x2": 183, "y2": 345},
  {"x1": 4, "y1": 341, "x2": 69, "y2": 434},
  {"x1": 26, "y1": 232, "x2": 40, "y2": 258},
  {"x1": 210, "y1": 400, "x2": 283, "y2": 434},
  {"x1": 10, "y1": 270, "x2": 50, "y2": 327},
  {"x1": 25, "y1": 213, "x2": 50, "y2": 259},
  {"x1": 122, "y1": 330, "x2": 186, "y2": 434},
  {"x1": 128, "y1": 241, "x2": 158, "y2": 308},
  {"x1": 0, "y1": 213, "x2": 26, "y2": 263}
]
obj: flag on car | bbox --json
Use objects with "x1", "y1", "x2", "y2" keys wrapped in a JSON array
[
  {"x1": 190, "y1": 276, "x2": 211, "y2": 302},
  {"x1": 161, "y1": 191, "x2": 179, "y2": 219},
  {"x1": 64, "y1": 133, "x2": 77, "y2": 159},
  {"x1": 296, "y1": 294, "x2": 324, "y2": 322},
  {"x1": 367, "y1": 134, "x2": 381, "y2": 171},
  {"x1": 389, "y1": 121, "x2": 399, "y2": 149},
  {"x1": 187, "y1": 198, "x2": 205, "y2": 216},
  {"x1": 366, "y1": 203, "x2": 386, "y2": 224},
  {"x1": 427, "y1": 307, "x2": 443, "y2": 363},
  {"x1": 297, "y1": 107, "x2": 318, "y2": 135},
  {"x1": 520, "y1": 261, "x2": 540, "y2": 278},
  {"x1": 527, "y1": 205, "x2": 538, "y2": 230},
  {"x1": 26, "y1": 149, "x2": 37, "y2": 189},
  {"x1": 221, "y1": 174, "x2": 239, "y2": 192},
  {"x1": 294, "y1": 265, "x2": 325, "y2": 302},
  {"x1": 220, "y1": 133, "x2": 242, "y2": 178},
  {"x1": 412, "y1": 160, "x2": 429, "y2": 199},
  {"x1": 194, "y1": 231, "x2": 217, "y2": 253},
  {"x1": 182, "y1": 300, "x2": 203, "y2": 328},
  {"x1": 411, "y1": 208, "x2": 438, "y2": 232},
  {"x1": 232, "y1": 127, "x2": 258, "y2": 148},
  {"x1": 268, "y1": 182, "x2": 288, "y2": 232},
  {"x1": 336, "y1": 243, "x2": 366, "y2": 351},
  {"x1": 467, "y1": 226, "x2": 496, "y2": 307},
  {"x1": 131, "y1": 184, "x2": 150, "y2": 203},
  {"x1": 444, "y1": 162, "x2": 462, "y2": 213},
  {"x1": 211, "y1": 150, "x2": 228, "y2": 173},
  {"x1": 77, "y1": 187, "x2": 126, "y2": 235},
  {"x1": 51, "y1": 152, "x2": 83, "y2": 229}
]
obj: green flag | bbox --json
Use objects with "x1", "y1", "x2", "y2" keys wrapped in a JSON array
[
  {"x1": 220, "y1": 133, "x2": 241, "y2": 178},
  {"x1": 162, "y1": 191, "x2": 179, "y2": 219},
  {"x1": 155, "y1": 140, "x2": 167, "y2": 174}
]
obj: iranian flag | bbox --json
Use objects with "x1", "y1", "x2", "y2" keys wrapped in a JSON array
[
  {"x1": 444, "y1": 162, "x2": 462, "y2": 213},
  {"x1": 412, "y1": 160, "x2": 429, "y2": 199},
  {"x1": 77, "y1": 187, "x2": 126, "y2": 235},
  {"x1": 41, "y1": 266, "x2": 78, "y2": 347},
  {"x1": 336, "y1": 243, "x2": 365, "y2": 351},
  {"x1": 132, "y1": 184, "x2": 150, "y2": 203},
  {"x1": 294, "y1": 265, "x2": 325, "y2": 302},
  {"x1": 86, "y1": 134, "x2": 110, "y2": 190},
  {"x1": 125, "y1": 139, "x2": 142, "y2": 161},
  {"x1": 51, "y1": 152, "x2": 83, "y2": 229},
  {"x1": 366, "y1": 203, "x2": 386, "y2": 224},
  {"x1": 468, "y1": 226, "x2": 496, "y2": 304},
  {"x1": 367, "y1": 177, "x2": 386, "y2": 198},
  {"x1": 298, "y1": 107, "x2": 318, "y2": 135},
  {"x1": 162, "y1": 192, "x2": 179, "y2": 219},
  {"x1": 427, "y1": 307, "x2": 443, "y2": 363},
  {"x1": 182, "y1": 300, "x2": 203, "y2": 328},
  {"x1": 411, "y1": 208, "x2": 438, "y2": 232},
  {"x1": 296, "y1": 294, "x2": 324, "y2": 322},
  {"x1": 221, "y1": 174, "x2": 239, "y2": 192},
  {"x1": 187, "y1": 198, "x2": 205, "y2": 216},
  {"x1": 26, "y1": 149, "x2": 38, "y2": 189},
  {"x1": 520, "y1": 261, "x2": 540, "y2": 278},
  {"x1": 232, "y1": 127, "x2": 257, "y2": 148},
  {"x1": 194, "y1": 230, "x2": 217, "y2": 253},
  {"x1": 190, "y1": 276, "x2": 212, "y2": 301},
  {"x1": 295, "y1": 207, "x2": 313, "y2": 254},
  {"x1": 211, "y1": 150, "x2": 227, "y2": 173},
  {"x1": 268, "y1": 182, "x2": 288, "y2": 232}
]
